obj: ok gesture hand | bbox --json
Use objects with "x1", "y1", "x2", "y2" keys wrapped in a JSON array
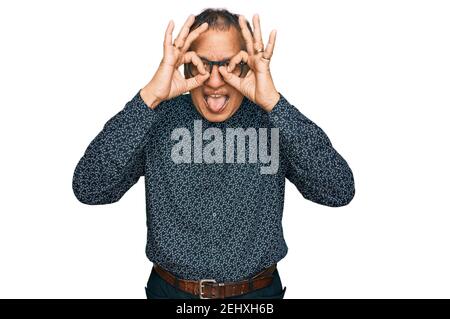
[
  {"x1": 141, "y1": 15, "x2": 211, "y2": 109},
  {"x1": 218, "y1": 14, "x2": 280, "y2": 112}
]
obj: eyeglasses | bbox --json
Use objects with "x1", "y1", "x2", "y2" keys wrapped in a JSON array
[{"x1": 185, "y1": 57, "x2": 249, "y2": 78}]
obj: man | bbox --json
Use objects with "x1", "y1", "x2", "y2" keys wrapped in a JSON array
[{"x1": 72, "y1": 8, "x2": 355, "y2": 299}]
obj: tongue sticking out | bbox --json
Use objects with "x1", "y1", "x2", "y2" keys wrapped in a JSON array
[{"x1": 206, "y1": 95, "x2": 228, "y2": 113}]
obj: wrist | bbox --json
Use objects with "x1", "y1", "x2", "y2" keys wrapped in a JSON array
[
  {"x1": 262, "y1": 92, "x2": 280, "y2": 112},
  {"x1": 140, "y1": 86, "x2": 161, "y2": 110}
]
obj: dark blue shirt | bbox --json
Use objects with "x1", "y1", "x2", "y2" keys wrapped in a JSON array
[{"x1": 72, "y1": 91, "x2": 355, "y2": 282}]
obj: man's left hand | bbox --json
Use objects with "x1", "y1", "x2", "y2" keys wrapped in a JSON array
[{"x1": 218, "y1": 14, "x2": 280, "y2": 112}]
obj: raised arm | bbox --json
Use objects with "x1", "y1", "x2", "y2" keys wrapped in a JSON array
[
  {"x1": 268, "y1": 94, "x2": 355, "y2": 207},
  {"x1": 73, "y1": 15, "x2": 211, "y2": 205},
  {"x1": 72, "y1": 92, "x2": 158, "y2": 205}
]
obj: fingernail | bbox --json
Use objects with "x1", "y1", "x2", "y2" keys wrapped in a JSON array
[{"x1": 227, "y1": 66, "x2": 230, "y2": 72}]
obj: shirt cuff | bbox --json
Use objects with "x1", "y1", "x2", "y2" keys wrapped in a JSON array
[
  {"x1": 118, "y1": 90, "x2": 161, "y2": 131},
  {"x1": 267, "y1": 93, "x2": 294, "y2": 120}
]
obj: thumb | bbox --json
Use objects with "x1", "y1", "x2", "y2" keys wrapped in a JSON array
[
  {"x1": 185, "y1": 72, "x2": 210, "y2": 91},
  {"x1": 218, "y1": 66, "x2": 241, "y2": 90}
]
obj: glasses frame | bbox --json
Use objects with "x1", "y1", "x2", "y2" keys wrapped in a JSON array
[{"x1": 185, "y1": 57, "x2": 249, "y2": 78}]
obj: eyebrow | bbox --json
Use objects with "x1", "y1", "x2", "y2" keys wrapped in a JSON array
[{"x1": 198, "y1": 55, "x2": 233, "y2": 62}]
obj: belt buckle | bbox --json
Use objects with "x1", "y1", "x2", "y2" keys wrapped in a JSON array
[{"x1": 199, "y1": 279, "x2": 217, "y2": 299}]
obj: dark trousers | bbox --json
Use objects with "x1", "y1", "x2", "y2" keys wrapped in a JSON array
[{"x1": 145, "y1": 267, "x2": 287, "y2": 299}]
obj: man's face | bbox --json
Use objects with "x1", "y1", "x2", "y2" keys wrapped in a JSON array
[{"x1": 188, "y1": 27, "x2": 244, "y2": 123}]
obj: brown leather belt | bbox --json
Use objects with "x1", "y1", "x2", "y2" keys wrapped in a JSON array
[{"x1": 153, "y1": 263, "x2": 277, "y2": 299}]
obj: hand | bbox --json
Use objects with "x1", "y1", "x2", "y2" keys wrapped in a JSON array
[
  {"x1": 218, "y1": 14, "x2": 280, "y2": 112},
  {"x1": 140, "y1": 15, "x2": 211, "y2": 109}
]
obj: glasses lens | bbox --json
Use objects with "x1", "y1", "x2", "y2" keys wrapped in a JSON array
[
  {"x1": 203, "y1": 60, "x2": 211, "y2": 73},
  {"x1": 239, "y1": 63, "x2": 250, "y2": 77},
  {"x1": 188, "y1": 61, "x2": 248, "y2": 78},
  {"x1": 226, "y1": 62, "x2": 243, "y2": 76},
  {"x1": 188, "y1": 61, "x2": 210, "y2": 76}
]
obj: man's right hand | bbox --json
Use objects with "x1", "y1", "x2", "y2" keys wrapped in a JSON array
[{"x1": 140, "y1": 15, "x2": 210, "y2": 109}]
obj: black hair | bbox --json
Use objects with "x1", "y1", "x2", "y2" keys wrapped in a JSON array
[
  {"x1": 189, "y1": 8, "x2": 254, "y2": 50},
  {"x1": 184, "y1": 8, "x2": 253, "y2": 78}
]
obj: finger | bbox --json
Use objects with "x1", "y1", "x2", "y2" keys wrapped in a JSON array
[
  {"x1": 185, "y1": 72, "x2": 210, "y2": 91},
  {"x1": 181, "y1": 51, "x2": 207, "y2": 74},
  {"x1": 244, "y1": 68, "x2": 254, "y2": 80},
  {"x1": 173, "y1": 14, "x2": 195, "y2": 49},
  {"x1": 252, "y1": 14, "x2": 264, "y2": 52},
  {"x1": 238, "y1": 15, "x2": 254, "y2": 54},
  {"x1": 181, "y1": 22, "x2": 209, "y2": 53},
  {"x1": 218, "y1": 66, "x2": 241, "y2": 89},
  {"x1": 190, "y1": 53, "x2": 207, "y2": 74},
  {"x1": 164, "y1": 20, "x2": 175, "y2": 49},
  {"x1": 263, "y1": 30, "x2": 277, "y2": 60},
  {"x1": 227, "y1": 50, "x2": 249, "y2": 73}
]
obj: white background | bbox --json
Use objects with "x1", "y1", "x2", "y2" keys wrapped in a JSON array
[{"x1": 1, "y1": 0, "x2": 449, "y2": 299}]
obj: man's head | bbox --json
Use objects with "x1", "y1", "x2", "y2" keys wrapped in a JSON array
[{"x1": 184, "y1": 9, "x2": 253, "y2": 123}]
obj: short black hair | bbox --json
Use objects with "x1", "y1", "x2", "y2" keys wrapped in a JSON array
[
  {"x1": 184, "y1": 8, "x2": 253, "y2": 78},
  {"x1": 189, "y1": 8, "x2": 254, "y2": 50}
]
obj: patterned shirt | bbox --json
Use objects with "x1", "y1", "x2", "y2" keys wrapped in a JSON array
[{"x1": 72, "y1": 91, "x2": 355, "y2": 282}]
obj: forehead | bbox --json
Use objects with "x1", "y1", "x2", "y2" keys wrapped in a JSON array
[{"x1": 191, "y1": 28, "x2": 243, "y2": 61}]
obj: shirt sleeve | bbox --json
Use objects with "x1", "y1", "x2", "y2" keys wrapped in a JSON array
[
  {"x1": 72, "y1": 90, "x2": 160, "y2": 205},
  {"x1": 267, "y1": 93, "x2": 355, "y2": 207}
]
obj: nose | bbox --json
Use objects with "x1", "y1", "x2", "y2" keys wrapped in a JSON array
[{"x1": 205, "y1": 64, "x2": 226, "y2": 88}]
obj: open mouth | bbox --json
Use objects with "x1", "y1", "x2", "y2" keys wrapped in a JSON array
[{"x1": 203, "y1": 94, "x2": 230, "y2": 113}]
